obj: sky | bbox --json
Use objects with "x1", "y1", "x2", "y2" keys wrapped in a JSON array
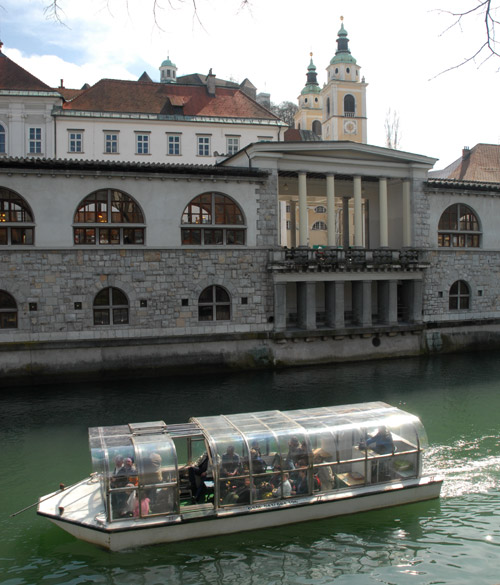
[{"x1": 0, "y1": 0, "x2": 499, "y2": 169}]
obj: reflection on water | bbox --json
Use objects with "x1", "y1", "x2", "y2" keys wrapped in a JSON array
[{"x1": 2, "y1": 353, "x2": 500, "y2": 584}]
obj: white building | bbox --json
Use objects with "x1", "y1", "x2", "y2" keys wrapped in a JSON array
[{"x1": 0, "y1": 46, "x2": 286, "y2": 165}]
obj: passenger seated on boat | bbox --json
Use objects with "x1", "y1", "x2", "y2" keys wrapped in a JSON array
[
  {"x1": 250, "y1": 448, "x2": 266, "y2": 475},
  {"x1": 113, "y1": 457, "x2": 138, "y2": 492},
  {"x1": 143, "y1": 452, "x2": 163, "y2": 484},
  {"x1": 294, "y1": 469, "x2": 309, "y2": 495},
  {"x1": 122, "y1": 483, "x2": 150, "y2": 517},
  {"x1": 359, "y1": 426, "x2": 395, "y2": 455},
  {"x1": 236, "y1": 477, "x2": 256, "y2": 504},
  {"x1": 221, "y1": 445, "x2": 241, "y2": 477},
  {"x1": 250, "y1": 440, "x2": 261, "y2": 456},
  {"x1": 285, "y1": 436, "x2": 304, "y2": 469},
  {"x1": 188, "y1": 452, "x2": 210, "y2": 503},
  {"x1": 313, "y1": 449, "x2": 335, "y2": 491},
  {"x1": 272, "y1": 472, "x2": 292, "y2": 497}
]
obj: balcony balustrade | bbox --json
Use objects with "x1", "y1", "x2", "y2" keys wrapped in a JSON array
[{"x1": 268, "y1": 247, "x2": 424, "y2": 273}]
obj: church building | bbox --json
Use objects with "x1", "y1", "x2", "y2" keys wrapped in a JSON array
[{"x1": 294, "y1": 18, "x2": 368, "y2": 143}]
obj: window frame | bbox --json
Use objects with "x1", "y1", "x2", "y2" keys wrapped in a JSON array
[
  {"x1": 104, "y1": 131, "x2": 119, "y2": 154},
  {"x1": 68, "y1": 130, "x2": 84, "y2": 153},
  {"x1": 197, "y1": 135, "x2": 211, "y2": 157},
  {"x1": 73, "y1": 189, "x2": 145, "y2": 246},
  {"x1": 93, "y1": 287, "x2": 129, "y2": 325},
  {"x1": 198, "y1": 285, "x2": 231, "y2": 322},
  {"x1": 167, "y1": 134, "x2": 181, "y2": 156},
  {"x1": 226, "y1": 136, "x2": 240, "y2": 156},
  {"x1": 180, "y1": 192, "x2": 246, "y2": 246},
  {"x1": 135, "y1": 133, "x2": 150, "y2": 155},
  {"x1": 0, "y1": 123, "x2": 6, "y2": 154},
  {"x1": 28, "y1": 127, "x2": 42, "y2": 154},
  {"x1": 0, "y1": 188, "x2": 35, "y2": 246},
  {"x1": 344, "y1": 94, "x2": 355, "y2": 117},
  {"x1": 449, "y1": 280, "x2": 470, "y2": 311},
  {"x1": 438, "y1": 203, "x2": 481, "y2": 248},
  {"x1": 0, "y1": 290, "x2": 18, "y2": 329}
]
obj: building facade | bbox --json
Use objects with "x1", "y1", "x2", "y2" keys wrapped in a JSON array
[{"x1": 0, "y1": 46, "x2": 286, "y2": 165}]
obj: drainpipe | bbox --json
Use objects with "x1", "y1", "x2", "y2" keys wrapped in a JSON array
[{"x1": 243, "y1": 147, "x2": 252, "y2": 170}]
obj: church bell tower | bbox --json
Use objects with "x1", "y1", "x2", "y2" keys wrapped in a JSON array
[{"x1": 321, "y1": 18, "x2": 368, "y2": 142}]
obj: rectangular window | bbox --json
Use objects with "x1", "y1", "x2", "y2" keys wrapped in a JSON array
[
  {"x1": 104, "y1": 132, "x2": 119, "y2": 154},
  {"x1": 197, "y1": 136, "x2": 211, "y2": 157},
  {"x1": 167, "y1": 134, "x2": 181, "y2": 155},
  {"x1": 136, "y1": 134, "x2": 150, "y2": 155},
  {"x1": 29, "y1": 127, "x2": 42, "y2": 154},
  {"x1": 226, "y1": 136, "x2": 240, "y2": 156},
  {"x1": 68, "y1": 131, "x2": 83, "y2": 153}
]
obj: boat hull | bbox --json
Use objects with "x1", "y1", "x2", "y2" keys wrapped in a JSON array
[{"x1": 39, "y1": 476, "x2": 442, "y2": 551}]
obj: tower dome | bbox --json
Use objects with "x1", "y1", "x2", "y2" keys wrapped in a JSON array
[{"x1": 159, "y1": 56, "x2": 177, "y2": 83}]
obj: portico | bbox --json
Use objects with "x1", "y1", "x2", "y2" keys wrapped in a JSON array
[{"x1": 222, "y1": 140, "x2": 436, "y2": 334}]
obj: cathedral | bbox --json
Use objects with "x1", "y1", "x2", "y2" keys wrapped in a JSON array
[{"x1": 294, "y1": 18, "x2": 368, "y2": 143}]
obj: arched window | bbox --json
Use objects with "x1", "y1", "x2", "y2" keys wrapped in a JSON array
[
  {"x1": 0, "y1": 124, "x2": 6, "y2": 154},
  {"x1": 181, "y1": 192, "x2": 245, "y2": 245},
  {"x1": 344, "y1": 95, "x2": 355, "y2": 116},
  {"x1": 74, "y1": 189, "x2": 145, "y2": 245},
  {"x1": 312, "y1": 120, "x2": 322, "y2": 136},
  {"x1": 449, "y1": 280, "x2": 470, "y2": 310},
  {"x1": 326, "y1": 97, "x2": 331, "y2": 116},
  {"x1": 0, "y1": 187, "x2": 34, "y2": 245},
  {"x1": 0, "y1": 290, "x2": 17, "y2": 328},
  {"x1": 312, "y1": 221, "x2": 327, "y2": 231},
  {"x1": 315, "y1": 206, "x2": 327, "y2": 214},
  {"x1": 93, "y1": 287, "x2": 129, "y2": 325},
  {"x1": 438, "y1": 204, "x2": 481, "y2": 248},
  {"x1": 198, "y1": 285, "x2": 231, "y2": 321}
]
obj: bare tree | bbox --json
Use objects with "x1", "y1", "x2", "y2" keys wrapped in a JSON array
[
  {"x1": 384, "y1": 108, "x2": 401, "y2": 150},
  {"x1": 436, "y1": 1, "x2": 500, "y2": 73},
  {"x1": 270, "y1": 101, "x2": 298, "y2": 127}
]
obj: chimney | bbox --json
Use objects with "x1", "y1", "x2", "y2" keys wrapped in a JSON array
[
  {"x1": 206, "y1": 68, "x2": 216, "y2": 96},
  {"x1": 59, "y1": 79, "x2": 64, "y2": 89},
  {"x1": 462, "y1": 146, "x2": 470, "y2": 160}
]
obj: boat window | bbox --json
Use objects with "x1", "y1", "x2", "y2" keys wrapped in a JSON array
[{"x1": 133, "y1": 434, "x2": 178, "y2": 517}]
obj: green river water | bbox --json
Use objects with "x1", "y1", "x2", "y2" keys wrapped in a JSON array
[{"x1": 2, "y1": 352, "x2": 500, "y2": 584}]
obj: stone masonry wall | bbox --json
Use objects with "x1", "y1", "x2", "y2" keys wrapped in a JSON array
[
  {"x1": 0, "y1": 248, "x2": 274, "y2": 343},
  {"x1": 422, "y1": 250, "x2": 500, "y2": 321}
]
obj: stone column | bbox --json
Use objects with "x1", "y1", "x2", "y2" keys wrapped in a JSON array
[
  {"x1": 402, "y1": 179, "x2": 411, "y2": 247},
  {"x1": 297, "y1": 281, "x2": 316, "y2": 330},
  {"x1": 377, "y1": 280, "x2": 398, "y2": 325},
  {"x1": 274, "y1": 282, "x2": 287, "y2": 331},
  {"x1": 352, "y1": 280, "x2": 372, "y2": 326},
  {"x1": 353, "y1": 175, "x2": 363, "y2": 247},
  {"x1": 289, "y1": 200, "x2": 297, "y2": 248},
  {"x1": 326, "y1": 174, "x2": 336, "y2": 247},
  {"x1": 408, "y1": 280, "x2": 423, "y2": 323},
  {"x1": 342, "y1": 196, "x2": 350, "y2": 249},
  {"x1": 325, "y1": 281, "x2": 345, "y2": 328},
  {"x1": 298, "y1": 172, "x2": 308, "y2": 247},
  {"x1": 379, "y1": 177, "x2": 389, "y2": 248}
]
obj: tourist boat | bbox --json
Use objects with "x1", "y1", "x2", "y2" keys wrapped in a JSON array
[{"x1": 37, "y1": 401, "x2": 443, "y2": 550}]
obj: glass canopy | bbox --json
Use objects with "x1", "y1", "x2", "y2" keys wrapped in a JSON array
[{"x1": 89, "y1": 402, "x2": 428, "y2": 521}]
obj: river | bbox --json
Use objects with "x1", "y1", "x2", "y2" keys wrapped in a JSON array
[{"x1": 2, "y1": 352, "x2": 500, "y2": 584}]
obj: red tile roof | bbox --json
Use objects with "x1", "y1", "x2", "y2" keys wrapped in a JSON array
[
  {"x1": 62, "y1": 78, "x2": 278, "y2": 120},
  {"x1": 431, "y1": 144, "x2": 500, "y2": 183},
  {"x1": 0, "y1": 50, "x2": 55, "y2": 92}
]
